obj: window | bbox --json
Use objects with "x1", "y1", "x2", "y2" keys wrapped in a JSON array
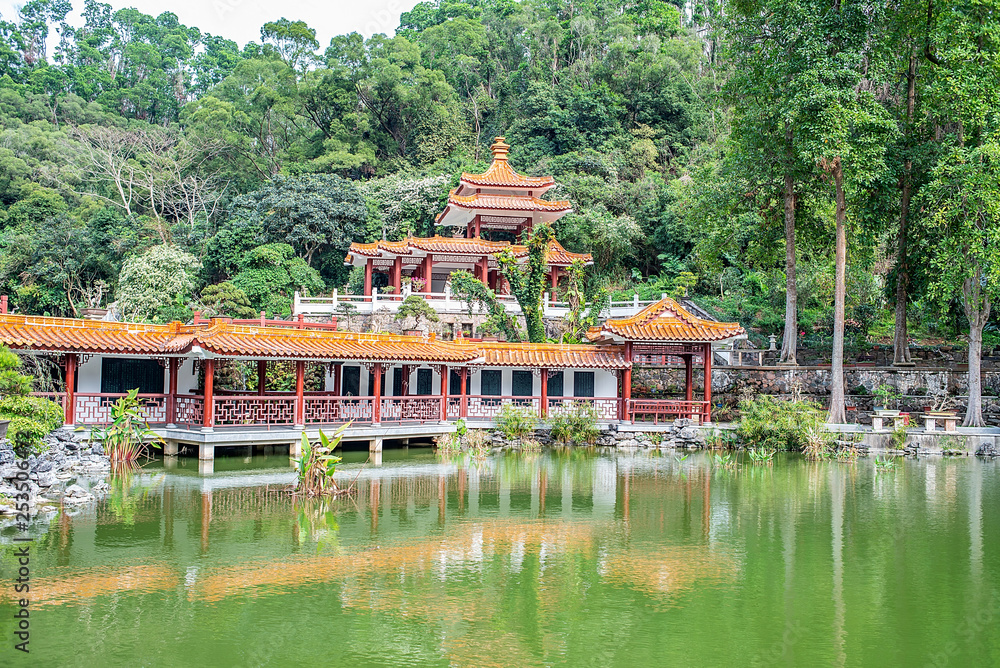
[
  {"x1": 417, "y1": 368, "x2": 434, "y2": 395},
  {"x1": 480, "y1": 370, "x2": 502, "y2": 396},
  {"x1": 342, "y1": 366, "x2": 360, "y2": 396},
  {"x1": 101, "y1": 358, "x2": 163, "y2": 394},
  {"x1": 547, "y1": 371, "x2": 564, "y2": 397},
  {"x1": 512, "y1": 370, "x2": 533, "y2": 396},
  {"x1": 450, "y1": 370, "x2": 462, "y2": 395},
  {"x1": 573, "y1": 371, "x2": 595, "y2": 397},
  {"x1": 392, "y1": 367, "x2": 404, "y2": 396}
]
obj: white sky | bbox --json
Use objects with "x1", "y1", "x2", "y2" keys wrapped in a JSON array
[{"x1": 0, "y1": 0, "x2": 422, "y2": 47}]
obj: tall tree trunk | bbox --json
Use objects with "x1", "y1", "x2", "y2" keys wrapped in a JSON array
[
  {"x1": 893, "y1": 51, "x2": 917, "y2": 366},
  {"x1": 780, "y1": 167, "x2": 798, "y2": 364},
  {"x1": 962, "y1": 274, "x2": 989, "y2": 427},
  {"x1": 828, "y1": 158, "x2": 847, "y2": 424}
]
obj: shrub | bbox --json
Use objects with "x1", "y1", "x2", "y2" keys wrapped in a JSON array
[
  {"x1": 294, "y1": 424, "x2": 349, "y2": 496},
  {"x1": 549, "y1": 402, "x2": 600, "y2": 445},
  {"x1": 93, "y1": 389, "x2": 163, "y2": 466},
  {"x1": 0, "y1": 395, "x2": 62, "y2": 431},
  {"x1": 736, "y1": 395, "x2": 829, "y2": 451},
  {"x1": 5, "y1": 416, "x2": 48, "y2": 455},
  {"x1": 0, "y1": 346, "x2": 32, "y2": 396},
  {"x1": 495, "y1": 403, "x2": 539, "y2": 441}
]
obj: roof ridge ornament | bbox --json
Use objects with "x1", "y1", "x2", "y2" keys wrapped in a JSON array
[{"x1": 490, "y1": 136, "x2": 510, "y2": 161}]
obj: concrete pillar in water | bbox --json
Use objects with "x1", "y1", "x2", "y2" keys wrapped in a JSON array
[
  {"x1": 370, "y1": 436, "x2": 383, "y2": 453},
  {"x1": 198, "y1": 458, "x2": 214, "y2": 476},
  {"x1": 371, "y1": 449, "x2": 383, "y2": 467},
  {"x1": 198, "y1": 443, "x2": 214, "y2": 461},
  {"x1": 164, "y1": 440, "x2": 179, "y2": 457}
]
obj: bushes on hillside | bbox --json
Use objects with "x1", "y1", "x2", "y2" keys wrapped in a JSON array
[{"x1": 0, "y1": 347, "x2": 61, "y2": 455}]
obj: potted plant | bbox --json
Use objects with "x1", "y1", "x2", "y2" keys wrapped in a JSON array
[
  {"x1": 873, "y1": 383, "x2": 902, "y2": 415},
  {"x1": 926, "y1": 392, "x2": 958, "y2": 417},
  {"x1": 79, "y1": 280, "x2": 110, "y2": 320}
]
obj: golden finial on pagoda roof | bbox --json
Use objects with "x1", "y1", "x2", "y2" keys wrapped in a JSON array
[{"x1": 490, "y1": 136, "x2": 510, "y2": 160}]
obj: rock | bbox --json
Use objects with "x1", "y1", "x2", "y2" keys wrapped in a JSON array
[
  {"x1": 35, "y1": 472, "x2": 57, "y2": 488},
  {"x1": 0, "y1": 450, "x2": 13, "y2": 465},
  {"x1": 677, "y1": 426, "x2": 699, "y2": 441},
  {"x1": 976, "y1": 442, "x2": 999, "y2": 457},
  {"x1": 91, "y1": 443, "x2": 104, "y2": 456},
  {"x1": 0, "y1": 438, "x2": 12, "y2": 451},
  {"x1": 32, "y1": 460, "x2": 53, "y2": 474},
  {"x1": 0, "y1": 465, "x2": 19, "y2": 480},
  {"x1": 64, "y1": 440, "x2": 79, "y2": 451},
  {"x1": 64, "y1": 484, "x2": 89, "y2": 498}
]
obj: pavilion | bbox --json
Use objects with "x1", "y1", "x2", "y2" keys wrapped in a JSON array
[{"x1": 344, "y1": 137, "x2": 592, "y2": 297}]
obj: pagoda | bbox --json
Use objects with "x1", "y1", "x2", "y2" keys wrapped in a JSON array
[{"x1": 345, "y1": 137, "x2": 592, "y2": 297}]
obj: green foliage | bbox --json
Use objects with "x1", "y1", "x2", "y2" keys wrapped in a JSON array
[
  {"x1": 395, "y1": 294, "x2": 440, "y2": 330},
  {"x1": 5, "y1": 416, "x2": 48, "y2": 455},
  {"x1": 93, "y1": 389, "x2": 163, "y2": 465},
  {"x1": 873, "y1": 384, "x2": 902, "y2": 410},
  {"x1": 115, "y1": 245, "x2": 201, "y2": 322},
  {"x1": 199, "y1": 281, "x2": 256, "y2": 319},
  {"x1": 549, "y1": 402, "x2": 600, "y2": 445},
  {"x1": 231, "y1": 243, "x2": 324, "y2": 317},
  {"x1": 0, "y1": 346, "x2": 32, "y2": 396},
  {"x1": 495, "y1": 403, "x2": 538, "y2": 441},
  {"x1": 0, "y1": 395, "x2": 62, "y2": 431},
  {"x1": 736, "y1": 395, "x2": 829, "y2": 452},
  {"x1": 747, "y1": 447, "x2": 776, "y2": 464},
  {"x1": 294, "y1": 424, "x2": 349, "y2": 496}
]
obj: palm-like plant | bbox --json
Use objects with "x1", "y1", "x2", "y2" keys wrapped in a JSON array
[
  {"x1": 95, "y1": 389, "x2": 163, "y2": 468},
  {"x1": 294, "y1": 423, "x2": 350, "y2": 496}
]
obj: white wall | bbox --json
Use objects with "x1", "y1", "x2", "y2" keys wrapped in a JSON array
[{"x1": 76, "y1": 356, "x2": 103, "y2": 393}]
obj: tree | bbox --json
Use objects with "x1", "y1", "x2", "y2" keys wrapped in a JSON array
[
  {"x1": 919, "y1": 0, "x2": 1000, "y2": 426},
  {"x1": 199, "y1": 281, "x2": 256, "y2": 318},
  {"x1": 395, "y1": 294, "x2": 440, "y2": 332},
  {"x1": 260, "y1": 18, "x2": 318, "y2": 71},
  {"x1": 115, "y1": 244, "x2": 201, "y2": 322},
  {"x1": 230, "y1": 174, "x2": 367, "y2": 270},
  {"x1": 450, "y1": 224, "x2": 556, "y2": 343},
  {"x1": 230, "y1": 243, "x2": 324, "y2": 317}
]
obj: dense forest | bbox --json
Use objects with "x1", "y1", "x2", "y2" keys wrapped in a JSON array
[{"x1": 0, "y1": 1, "x2": 997, "y2": 421}]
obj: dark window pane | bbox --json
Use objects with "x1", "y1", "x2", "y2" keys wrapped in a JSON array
[
  {"x1": 417, "y1": 368, "x2": 433, "y2": 395},
  {"x1": 512, "y1": 370, "x2": 533, "y2": 396},
  {"x1": 450, "y1": 370, "x2": 462, "y2": 395},
  {"x1": 547, "y1": 371, "x2": 564, "y2": 397},
  {"x1": 573, "y1": 371, "x2": 595, "y2": 397},
  {"x1": 393, "y1": 367, "x2": 404, "y2": 396},
  {"x1": 481, "y1": 370, "x2": 502, "y2": 396},
  {"x1": 101, "y1": 358, "x2": 164, "y2": 394},
  {"x1": 342, "y1": 366, "x2": 360, "y2": 396}
]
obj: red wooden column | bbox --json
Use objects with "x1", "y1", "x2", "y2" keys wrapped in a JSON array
[
  {"x1": 167, "y1": 357, "x2": 179, "y2": 427},
  {"x1": 364, "y1": 260, "x2": 373, "y2": 296},
  {"x1": 333, "y1": 363, "x2": 342, "y2": 395},
  {"x1": 459, "y1": 367, "x2": 468, "y2": 418},
  {"x1": 550, "y1": 268, "x2": 560, "y2": 293},
  {"x1": 622, "y1": 342, "x2": 633, "y2": 422},
  {"x1": 703, "y1": 342, "x2": 713, "y2": 423},
  {"x1": 294, "y1": 360, "x2": 305, "y2": 427},
  {"x1": 63, "y1": 353, "x2": 78, "y2": 426},
  {"x1": 257, "y1": 360, "x2": 267, "y2": 396},
  {"x1": 684, "y1": 353, "x2": 694, "y2": 419},
  {"x1": 372, "y1": 363, "x2": 383, "y2": 424},
  {"x1": 477, "y1": 256, "x2": 489, "y2": 283},
  {"x1": 392, "y1": 257, "x2": 403, "y2": 293},
  {"x1": 540, "y1": 368, "x2": 548, "y2": 419},
  {"x1": 202, "y1": 358, "x2": 215, "y2": 430},
  {"x1": 421, "y1": 254, "x2": 433, "y2": 289},
  {"x1": 440, "y1": 365, "x2": 449, "y2": 421}
]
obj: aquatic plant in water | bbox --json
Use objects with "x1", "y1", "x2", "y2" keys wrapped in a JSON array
[
  {"x1": 294, "y1": 424, "x2": 349, "y2": 496},
  {"x1": 874, "y1": 457, "x2": 898, "y2": 472},
  {"x1": 747, "y1": 447, "x2": 776, "y2": 464},
  {"x1": 94, "y1": 389, "x2": 163, "y2": 468}
]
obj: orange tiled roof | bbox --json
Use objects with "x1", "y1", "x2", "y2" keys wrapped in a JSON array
[
  {"x1": 346, "y1": 236, "x2": 592, "y2": 265},
  {"x1": 446, "y1": 192, "x2": 572, "y2": 213},
  {"x1": 454, "y1": 340, "x2": 629, "y2": 369},
  {"x1": 194, "y1": 321, "x2": 479, "y2": 363},
  {"x1": 0, "y1": 314, "x2": 480, "y2": 364},
  {"x1": 0, "y1": 315, "x2": 195, "y2": 354},
  {"x1": 586, "y1": 298, "x2": 745, "y2": 343},
  {"x1": 459, "y1": 137, "x2": 556, "y2": 190}
]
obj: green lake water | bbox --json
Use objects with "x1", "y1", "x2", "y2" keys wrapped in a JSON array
[{"x1": 3, "y1": 449, "x2": 1000, "y2": 667}]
